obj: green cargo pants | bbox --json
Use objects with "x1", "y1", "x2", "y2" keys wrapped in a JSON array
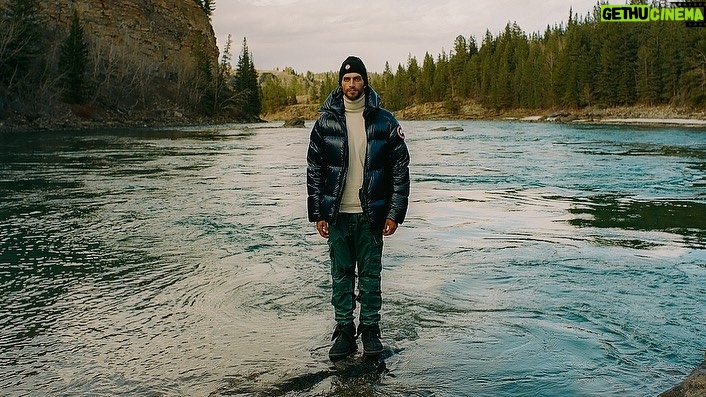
[{"x1": 328, "y1": 213, "x2": 383, "y2": 326}]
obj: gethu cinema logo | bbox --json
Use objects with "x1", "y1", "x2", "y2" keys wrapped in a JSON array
[{"x1": 601, "y1": 2, "x2": 705, "y2": 26}]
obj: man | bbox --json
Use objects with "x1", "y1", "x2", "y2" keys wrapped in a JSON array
[{"x1": 306, "y1": 56, "x2": 410, "y2": 360}]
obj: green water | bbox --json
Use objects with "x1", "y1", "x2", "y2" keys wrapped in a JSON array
[{"x1": 0, "y1": 121, "x2": 704, "y2": 396}]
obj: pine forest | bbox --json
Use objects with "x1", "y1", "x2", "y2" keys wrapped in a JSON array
[{"x1": 265, "y1": 3, "x2": 706, "y2": 115}]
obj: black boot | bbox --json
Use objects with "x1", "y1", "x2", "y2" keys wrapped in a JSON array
[
  {"x1": 329, "y1": 322, "x2": 357, "y2": 360},
  {"x1": 358, "y1": 323, "x2": 383, "y2": 356}
]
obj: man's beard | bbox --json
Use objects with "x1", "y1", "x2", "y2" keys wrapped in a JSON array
[{"x1": 344, "y1": 89, "x2": 363, "y2": 101}]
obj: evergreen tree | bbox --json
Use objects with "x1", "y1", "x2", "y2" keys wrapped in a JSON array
[
  {"x1": 491, "y1": 23, "x2": 524, "y2": 109},
  {"x1": 261, "y1": 74, "x2": 290, "y2": 113},
  {"x1": 211, "y1": 34, "x2": 240, "y2": 114},
  {"x1": 219, "y1": 34, "x2": 233, "y2": 80},
  {"x1": 432, "y1": 52, "x2": 451, "y2": 103},
  {"x1": 659, "y1": 20, "x2": 685, "y2": 102},
  {"x1": 234, "y1": 37, "x2": 261, "y2": 120},
  {"x1": 405, "y1": 55, "x2": 420, "y2": 105},
  {"x1": 464, "y1": 53, "x2": 480, "y2": 102},
  {"x1": 555, "y1": 13, "x2": 598, "y2": 108},
  {"x1": 0, "y1": 0, "x2": 45, "y2": 90},
  {"x1": 617, "y1": 25, "x2": 638, "y2": 105},
  {"x1": 463, "y1": 36, "x2": 480, "y2": 101},
  {"x1": 449, "y1": 35, "x2": 471, "y2": 99},
  {"x1": 678, "y1": 25, "x2": 706, "y2": 106},
  {"x1": 58, "y1": 10, "x2": 90, "y2": 104},
  {"x1": 543, "y1": 25, "x2": 563, "y2": 107},
  {"x1": 387, "y1": 63, "x2": 407, "y2": 111},
  {"x1": 510, "y1": 28, "x2": 532, "y2": 108},
  {"x1": 576, "y1": 21, "x2": 599, "y2": 108},
  {"x1": 379, "y1": 61, "x2": 394, "y2": 101},
  {"x1": 193, "y1": 36, "x2": 216, "y2": 114},
  {"x1": 556, "y1": 16, "x2": 581, "y2": 107},
  {"x1": 195, "y1": 0, "x2": 215, "y2": 17},
  {"x1": 597, "y1": 24, "x2": 621, "y2": 105},
  {"x1": 477, "y1": 29, "x2": 497, "y2": 108},
  {"x1": 635, "y1": 22, "x2": 662, "y2": 105},
  {"x1": 522, "y1": 36, "x2": 546, "y2": 108},
  {"x1": 418, "y1": 52, "x2": 435, "y2": 103},
  {"x1": 317, "y1": 72, "x2": 337, "y2": 103}
]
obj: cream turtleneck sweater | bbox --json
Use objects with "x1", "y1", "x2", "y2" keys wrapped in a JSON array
[{"x1": 340, "y1": 94, "x2": 366, "y2": 213}]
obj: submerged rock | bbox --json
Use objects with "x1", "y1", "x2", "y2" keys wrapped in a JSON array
[
  {"x1": 430, "y1": 126, "x2": 464, "y2": 131},
  {"x1": 283, "y1": 117, "x2": 306, "y2": 128},
  {"x1": 659, "y1": 353, "x2": 706, "y2": 397}
]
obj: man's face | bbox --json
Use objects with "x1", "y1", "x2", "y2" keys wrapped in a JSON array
[{"x1": 341, "y1": 73, "x2": 365, "y2": 100}]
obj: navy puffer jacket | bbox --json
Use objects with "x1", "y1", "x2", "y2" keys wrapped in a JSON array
[{"x1": 307, "y1": 86, "x2": 410, "y2": 228}]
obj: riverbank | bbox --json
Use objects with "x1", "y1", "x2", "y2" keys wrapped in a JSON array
[
  {"x1": 400, "y1": 102, "x2": 706, "y2": 127},
  {"x1": 503, "y1": 104, "x2": 706, "y2": 127},
  {"x1": 0, "y1": 104, "x2": 258, "y2": 133},
  {"x1": 262, "y1": 101, "x2": 706, "y2": 128},
  {"x1": 2, "y1": 101, "x2": 705, "y2": 132}
]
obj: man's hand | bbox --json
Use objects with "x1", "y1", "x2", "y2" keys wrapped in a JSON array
[
  {"x1": 382, "y1": 219, "x2": 398, "y2": 236},
  {"x1": 316, "y1": 220, "x2": 329, "y2": 238}
]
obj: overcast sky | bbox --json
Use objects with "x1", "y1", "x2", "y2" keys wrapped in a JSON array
[{"x1": 211, "y1": 0, "x2": 600, "y2": 74}]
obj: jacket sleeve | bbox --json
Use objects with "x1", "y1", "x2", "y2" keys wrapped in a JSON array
[
  {"x1": 306, "y1": 120, "x2": 325, "y2": 222},
  {"x1": 387, "y1": 123, "x2": 410, "y2": 224}
]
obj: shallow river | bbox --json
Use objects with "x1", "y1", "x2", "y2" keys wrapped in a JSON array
[{"x1": 1, "y1": 121, "x2": 704, "y2": 397}]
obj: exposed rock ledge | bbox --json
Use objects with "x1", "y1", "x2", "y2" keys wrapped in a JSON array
[
  {"x1": 500, "y1": 105, "x2": 706, "y2": 127},
  {"x1": 659, "y1": 354, "x2": 706, "y2": 397},
  {"x1": 282, "y1": 117, "x2": 306, "y2": 128}
]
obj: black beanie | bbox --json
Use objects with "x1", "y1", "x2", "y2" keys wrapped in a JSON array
[{"x1": 338, "y1": 56, "x2": 368, "y2": 86}]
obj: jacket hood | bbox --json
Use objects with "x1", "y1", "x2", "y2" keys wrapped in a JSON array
[{"x1": 319, "y1": 86, "x2": 382, "y2": 117}]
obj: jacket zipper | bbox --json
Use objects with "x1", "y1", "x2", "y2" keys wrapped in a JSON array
[
  {"x1": 359, "y1": 119, "x2": 370, "y2": 222},
  {"x1": 332, "y1": 111, "x2": 348, "y2": 223}
]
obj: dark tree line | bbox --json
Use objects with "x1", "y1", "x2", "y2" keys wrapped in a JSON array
[
  {"x1": 192, "y1": 35, "x2": 261, "y2": 119},
  {"x1": 265, "y1": 1, "x2": 705, "y2": 114},
  {"x1": 374, "y1": 2, "x2": 706, "y2": 111},
  {"x1": 0, "y1": 0, "x2": 261, "y2": 122},
  {"x1": 0, "y1": 0, "x2": 46, "y2": 115}
]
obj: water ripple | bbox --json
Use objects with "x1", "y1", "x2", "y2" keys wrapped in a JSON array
[{"x1": 0, "y1": 123, "x2": 704, "y2": 396}]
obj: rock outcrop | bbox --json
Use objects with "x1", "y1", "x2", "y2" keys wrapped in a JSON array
[
  {"x1": 283, "y1": 117, "x2": 306, "y2": 128},
  {"x1": 35, "y1": 0, "x2": 218, "y2": 76},
  {"x1": 659, "y1": 354, "x2": 706, "y2": 397},
  {"x1": 0, "y1": 0, "x2": 219, "y2": 127}
]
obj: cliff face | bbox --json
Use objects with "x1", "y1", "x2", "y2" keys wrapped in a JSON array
[
  {"x1": 0, "y1": 0, "x2": 219, "y2": 125},
  {"x1": 39, "y1": 0, "x2": 218, "y2": 76}
]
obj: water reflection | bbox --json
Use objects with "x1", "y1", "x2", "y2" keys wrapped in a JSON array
[
  {"x1": 213, "y1": 352, "x2": 391, "y2": 396},
  {"x1": 569, "y1": 195, "x2": 706, "y2": 249}
]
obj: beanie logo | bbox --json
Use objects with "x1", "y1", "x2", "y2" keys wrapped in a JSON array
[{"x1": 345, "y1": 64, "x2": 351, "y2": 70}]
